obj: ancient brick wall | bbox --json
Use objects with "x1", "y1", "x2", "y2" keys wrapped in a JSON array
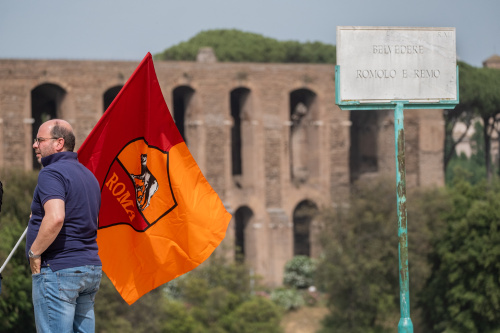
[{"x1": 0, "y1": 58, "x2": 444, "y2": 285}]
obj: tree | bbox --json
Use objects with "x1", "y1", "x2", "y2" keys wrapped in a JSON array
[
  {"x1": 94, "y1": 274, "x2": 174, "y2": 333},
  {"x1": 420, "y1": 178, "x2": 500, "y2": 332},
  {"x1": 446, "y1": 121, "x2": 488, "y2": 185},
  {"x1": 443, "y1": 61, "x2": 476, "y2": 172},
  {"x1": 95, "y1": 250, "x2": 283, "y2": 332},
  {"x1": 221, "y1": 297, "x2": 283, "y2": 333},
  {"x1": 315, "y1": 177, "x2": 450, "y2": 333},
  {"x1": 452, "y1": 63, "x2": 500, "y2": 181},
  {"x1": 0, "y1": 169, "x2": 38, "y2": 333},
  {"x1": 474, "y1": 67, "x2": 500, "y2": 181},
  {"x1": 154, "y1": 29, "x2": 336, "y2": 64},
  {"x1": 164, "y1": 252, "x2": 282, "y2": 332}
]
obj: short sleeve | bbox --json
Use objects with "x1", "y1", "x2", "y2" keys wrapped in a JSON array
[{"x1": 37, "y1": 169, "x2": 66, "y2": 206}]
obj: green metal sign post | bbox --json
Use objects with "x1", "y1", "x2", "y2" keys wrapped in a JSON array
[
  {"x1": 394, "y1": 101, "x2": 412, "y2": 332},
  {"x1": 335, "y1": 63, "x2": 459, "y2": 332}
]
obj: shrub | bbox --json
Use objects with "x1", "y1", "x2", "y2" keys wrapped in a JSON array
[
  {"x1": 0, "y1": 169, "x2": 38, "y2": 333},
  {"x1": 420, "y1": 179, "x2": 500, "y2": 333},
  {"x1": 222, "y1": 296, "x2": 283, "y2": 333},
  {"x1": 283, "y1": 255, "x2": 316, "y2": 289},
  {"x1": 270, "y1": 287, "x2": 305, "y2": 311},
  {"x1": 161, "y1": 299, "x2": 202, "y2": 333}
]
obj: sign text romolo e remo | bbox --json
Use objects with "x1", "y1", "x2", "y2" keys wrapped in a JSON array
[{"x1": 336, "y1": 26, "x2": 457, "y2": 103}]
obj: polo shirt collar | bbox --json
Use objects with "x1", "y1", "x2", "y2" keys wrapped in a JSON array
[{"x1": 41, "y1": 151, "x2": 78, "y2": 167}]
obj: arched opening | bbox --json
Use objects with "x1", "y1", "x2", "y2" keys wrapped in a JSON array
[
  {"x1": 234, "y1": 206, "x2": 254, "y2": 262},
  {"x1": 230, "y1": 87, "x2": 251, "y2": 185},
  {"x1": 293, "y1": 200, "x2": 318, "y2": 257},
  {"x1": 103, "y1": 85, "x2": 123, "y2": 112},
  {"x1": 349, "y1": 110, "x2": 379, "y2": 183},
  {"x1": 289, "y1": 89, "x2": 318, "y2": 185},
  {"x1": 31, "y1": 83, "x2": 66, "y2": 169},
  {"x1": 172, "y1": 86, "x2": 195, "y2": 145}
]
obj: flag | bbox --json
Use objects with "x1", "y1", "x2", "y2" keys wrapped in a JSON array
[{"x1": 78, "y1": 53, "x2": 232, "y2": 305}]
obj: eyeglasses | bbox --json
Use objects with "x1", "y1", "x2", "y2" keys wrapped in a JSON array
[{"x1": 33, "y1": 137, "x2": 59, "y2": 144}]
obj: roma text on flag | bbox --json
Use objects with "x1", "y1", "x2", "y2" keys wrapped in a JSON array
[{"x1": 77, "y1": 52, "x2": 232, "y2": 305}]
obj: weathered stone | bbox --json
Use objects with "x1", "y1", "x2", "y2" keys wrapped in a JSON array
[{"x1": 0, "y1": 58, "x2": 444, "y2": 286}]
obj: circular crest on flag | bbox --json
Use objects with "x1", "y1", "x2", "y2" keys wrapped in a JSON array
[{"x1": 99, "y1": 138, "x2": 177, "y2": 231}]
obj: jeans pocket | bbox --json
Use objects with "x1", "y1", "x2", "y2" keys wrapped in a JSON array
[{"x1": 56, "y1": 270, "x2": 88, "y2": 303}]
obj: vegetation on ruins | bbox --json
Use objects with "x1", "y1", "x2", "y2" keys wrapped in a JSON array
[{"x1": 154, "y1": 29, "x2": 336, "y2": 64}]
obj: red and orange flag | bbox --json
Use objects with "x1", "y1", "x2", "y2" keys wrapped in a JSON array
[{"x1": 78, "y1": 53, "x2": 232, "y2": 305}]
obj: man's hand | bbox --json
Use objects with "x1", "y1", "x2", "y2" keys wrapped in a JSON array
[{"x1": 29, "y1": 257, "x2": 41, "y2": 275}]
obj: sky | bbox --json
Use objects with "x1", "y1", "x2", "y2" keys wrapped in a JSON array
[{"x1": 0, "y1": 0, "x2": 499, "y2": 67}]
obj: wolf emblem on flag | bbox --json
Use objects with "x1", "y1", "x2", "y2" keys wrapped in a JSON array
[
  {"x1": 99, "y1": 138, "x2": 177, "y2": 232},
  {"x1": 130, "y1": 154, "x2": 159, "y2": 211}
]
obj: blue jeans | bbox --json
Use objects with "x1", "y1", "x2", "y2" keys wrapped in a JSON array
[{"x1": 32, "y1": 265, "x2": 102, "y2": 333}]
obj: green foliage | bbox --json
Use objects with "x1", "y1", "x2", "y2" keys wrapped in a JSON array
[
  {"x1": 164, "y1": 253, "x2": 283, "y2": 332},
  {"x1": 166, "y1": 251, "x2": 252, "y2": 305},
  {"x1": 95, "y1": 274, "x2": 170, "y2": 333},
  {"x1": 161, "y1": 299, "x2": 202, "y2": 333},
  {"x1": 315, "y1": 178, "x2": 399, "y2": 332},
  {"x1": 283, "y1": 255, "x2": 316, "y2": 289},
  {"x1": 316, "y1": 177, "x2": 450, "y2": 333},
  {"x1": 96, "y1": 251, "x2": 282, "y2": 332},
  {"x1": 420, "y1": 178, "x2": 500, "y2": 333},
  {"x1": 270, "y1": 287, "x2": 305, "y2": 311},
  {"x1": 221, "y1": 296, "x2": 283, "y2": 333},
  {"x1": 0, "y1": 169, "x2": 38, "y2": 333},
  {"x1": 154, "y1": 29, "x2": 336, "y2": 64},
  {"x1": 451, "y1": 62, "x2": 500, "y2": 180},
  {"x1": 444, "y1": 61, "x2": 500, "y2": 180},
  {"x1": 446, "y1": 121, "x2": 489, "y2": 185}
]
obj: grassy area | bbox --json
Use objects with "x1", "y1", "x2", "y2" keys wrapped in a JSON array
[{"x1": 281, "y1": 306, "x2": 328, "y2": 333}]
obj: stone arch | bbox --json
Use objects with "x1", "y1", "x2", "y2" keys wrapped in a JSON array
[
  {"x1": 230, "y1": 87, "x2": 253, "y2": 188},
  {"x1": 349, "y1": 110, "x2": 379, "y2": 183},
  {"x1": 103, "y1": 85, "x2": 123, "y2": 112},
  {"x1": 293, "y1": 199, "x2": 318, "y2": 257},
  {"x1": 31, "y1": 83, "x2": 66, "y2": 169},
  {"x1": 234, "y1": 206, "x2": 256, "y2": 264},
  {"x1": 172, "y1": 85, "x2": 195, "y2": 145},
  {"x1": 289, "y1": 89, "x2": 319, "y2": 185}
]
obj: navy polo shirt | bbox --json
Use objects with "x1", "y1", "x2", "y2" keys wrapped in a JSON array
[{"x1": 26, "y1": 151, "x2": 102, "y2": 271}]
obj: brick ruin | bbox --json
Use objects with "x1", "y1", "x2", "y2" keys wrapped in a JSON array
[{"x1": 0, "y1": 56, "x2": 444, "y2": 285}]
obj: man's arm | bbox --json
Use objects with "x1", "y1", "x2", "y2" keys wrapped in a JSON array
[{"x1": 29, "y1": 199, "x2": 65, "y2": 274}]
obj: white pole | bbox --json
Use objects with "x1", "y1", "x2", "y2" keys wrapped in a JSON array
[{"x1": 0, "y1": 227, "x2": 28, "y2": 274}]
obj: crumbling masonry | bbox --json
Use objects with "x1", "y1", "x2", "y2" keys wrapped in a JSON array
[{"x1": 0, "y1": 55, "x2": 444, "y2": 285}]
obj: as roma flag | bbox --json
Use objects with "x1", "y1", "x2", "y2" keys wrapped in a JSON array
[{"x1": 77, "y1": 53, "x2": 232, "y2": 305}]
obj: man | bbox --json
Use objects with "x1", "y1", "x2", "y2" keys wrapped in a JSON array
[{"x1": 26, "y1": 119, "x2": 102, "y2": 333}]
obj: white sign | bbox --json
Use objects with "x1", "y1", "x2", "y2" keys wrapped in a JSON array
[{"x1": 337, "y1": 26, "x2": 457, "y2": 104}]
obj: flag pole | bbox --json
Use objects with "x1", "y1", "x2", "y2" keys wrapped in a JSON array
[{"x1": 0, "y1": 227, "x2": 28, "y2": 274}]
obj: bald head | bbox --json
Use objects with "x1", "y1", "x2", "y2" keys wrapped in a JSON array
[{"x1": 44, "y1": 119, "x2": 76, "y2": 152}]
